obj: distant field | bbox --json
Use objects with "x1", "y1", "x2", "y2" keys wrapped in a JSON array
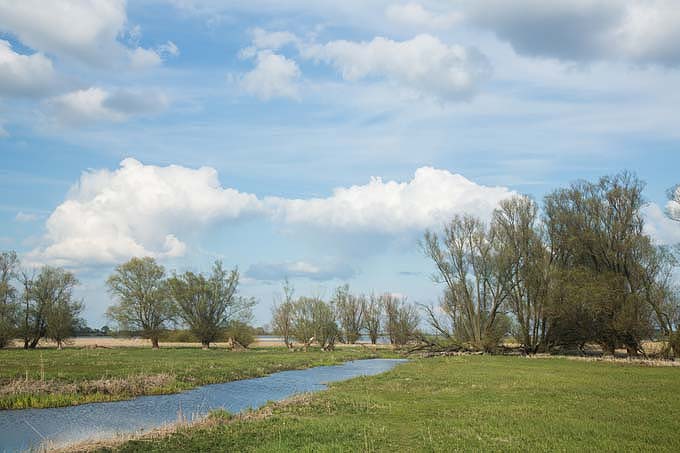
[
  {"x1": 0, "y1": 347, "x2": 391, "y2": 410},
  {"x1": 110, "y1": 356, "x2": 680, "y2": 452}
]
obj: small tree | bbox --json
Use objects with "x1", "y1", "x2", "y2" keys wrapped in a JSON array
[
  {"x1": 291, "y1": 296, "x2": 318, "y2": 351},
  {"x1": 0, "y1": 251, "x2": 20, "y2": 348},
  {"x1": 271, "y1": 278, "x2": 295, "y2": 348},
  {"x1": 382, "y1": 294, "x2": 419, "y2": 347},
  {"x1": 314, "y1": 299, "x2": 339, "y2": 351},
  {"x1": 46, "y1": 296, "x2": 83, "y2": 350},
  {"x1": 106, "y1": 257, "x2": 172, "y2": 349},
  {"x1": 333, "y1": 284, "x2": 365, "y2": 344},
  {"x1": 168, "y1": 261, "x2": 255, "y2": 350},
  {"x1": 364, "y1": 293, "x2": 382, "y2": 345}
]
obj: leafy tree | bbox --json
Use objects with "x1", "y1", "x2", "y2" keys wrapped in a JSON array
[
  {"x1": 223, "y1": 320, "x2": 256, "y2": 348},
  {"x1": 106, "y1": 257, "x2": 172, "y2": 349},
  {"x1": 290, "y1": 296, "x2": 319, "y2": 351},
  {"x1": 19, "y1": 266, "x2": 79, "y2": 349},
  {"x1": 544, "y1": 173, "x2": 667, "y2": 355},
  {"x1": 168, "y1": 261, "x2": 254, "y2": 350},
  {"x1": 313, "y1": 298, "x2": 339, "y2": 351},
  {"x1": 423, "y1": 215, "x2": 506, "y2": 350},
  {"x1": 364, "y1": 293, "x2": 382, "y2": 345},
  {"x1": 333, "y1": 284, "x2": 365, "y2": 344},
  {"x1": 45, "y1": 295, "x2": 83, "y2": 349},
  {"x1": 0, "y1": 251, "x2": 20, "y2": 348}
]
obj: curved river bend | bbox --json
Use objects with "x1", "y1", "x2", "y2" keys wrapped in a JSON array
[{"x1": 0, "y1": 358, "x2": 405, "y2": 452}]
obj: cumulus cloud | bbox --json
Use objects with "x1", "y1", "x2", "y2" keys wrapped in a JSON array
[
  {"x1": 240, "y1": 50, "x2": 301, "y2": 100},
  {"x1": 28, "y1": 158, "x2": 263, "y2": 266},
  {"x1": 0, "y1": 39, "x2": 56, "y2": 97},
  {"x1": 642, "y1": 203, "x2": 680, "y2": 245},
  {"x1": 31, "y1": 160, "x2": 514, "y2": 266},
  {"x1": 246, "y1": 260, "x2": 357, "y2": 281},
  {"x1": 0, "y1": 0, "x2": 171, "y2": 69},
  {"x1": 48, "y1": 87, "x2": 169, "y2": 126},
  {"x1": 465, "y1": 0, "x2": 680, "y2": 65},
  {"x1": 301, "y1": 34, "x2": 490, "y2": 101},
  {"x1": 266, "y1": 167, "x2": 515, "y2": 233},
  {"x1": 385, "y1": 2, "x2": 461, "y2": 30}
]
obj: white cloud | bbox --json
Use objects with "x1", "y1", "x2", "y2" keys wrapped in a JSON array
[
  {"x1": 301, "y1": 34, "x2": 491, "y2": 101},
  {"x1": 385, "y1": 3, "x2": 461, "y2": 30},
  {"x1": 0, "y1": 39, "x2": 56, "y2": 97},
  {"x1": 240, "y1": 50, "x2": 301, "y2": 100},
  {"x1": 642, "y1": 203, "x2": 680, "y2": 245},
  {"x1": 246, "y1": 260, "x2": 356, "y2": 281},
  {"x1": 157, "y1": 40, "x2": 180, "y2": 58},
  {"x1": 31, "y1": 160, "x2": 515, "y2": 267},
  {"x1": 266, "y1": 167, "x2": 515, "y2": 233},
  {"x1": 48, "y1": 87, "x2": 169, "y2": 126},
  {"x1": 28, "y1": 158, "x2": 264, "y2": 266},
  {"x1": 0, "y1": 0, "x2": 166, "y2": 69},
  {"x1": 15, "y1": 211, "x2": 39, "y2": 222},
  {"x1": 465, "y1": 0, "x2": 680, "y2": 65}
]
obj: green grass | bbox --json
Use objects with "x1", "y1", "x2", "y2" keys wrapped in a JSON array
[
  {"x1": 0, "y1": 347, "x2": 391, "y2": 409},
  {"x1": 112, "y1": 356, "x2": 680, "y2": 452}
]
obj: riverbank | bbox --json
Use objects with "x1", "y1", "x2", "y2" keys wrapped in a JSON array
[
  {"x1": 107, "y1": 355, "x2": 680, "y2": 452},
  {"x1": 0, "y1": 347, "x2": 393, "y2": 410}
]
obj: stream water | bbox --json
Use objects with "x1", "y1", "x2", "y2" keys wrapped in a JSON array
[{"x1": 0, "y1": 358, "x2": 405, "y2": 452}]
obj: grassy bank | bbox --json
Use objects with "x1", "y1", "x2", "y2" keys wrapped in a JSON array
[
  {"x1": 0, "y1": 347, "x2": 390, "y2": 410},
  {"x1": 110, "y1": 356, "x2": 680, "y2": 452}
]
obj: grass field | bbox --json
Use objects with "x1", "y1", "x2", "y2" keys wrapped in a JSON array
[
  {"x1": 0, "y1": 347, "x2": 389, "y2": 410},
  {"x1": 108, "y1": 356, "x2": 680, "y2": 452}
]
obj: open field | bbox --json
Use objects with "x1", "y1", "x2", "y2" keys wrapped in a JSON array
[
  {"x1": 105, "y1": 355, "x2": 680, "y2": 452},
  {"x1": 0, "y1": 347, "x2": 392, "y2": 410}
]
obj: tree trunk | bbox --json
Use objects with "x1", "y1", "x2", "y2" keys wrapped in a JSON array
[
  {"x1": 57, "y1": 340, "x2": 63, "y2": 350},
  {"x1": 201, "y1": 341, "x2": 210, "y2": 350},
  {"x1": 151, "y1": 337, "x2": 160, "y2": 349}
]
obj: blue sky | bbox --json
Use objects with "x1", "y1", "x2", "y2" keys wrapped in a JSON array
[{"x1": 2, "y1": 0, "x2": 680, "y2": 327}]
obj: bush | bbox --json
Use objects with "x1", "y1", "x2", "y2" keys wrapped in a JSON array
[
  {"x1": 159, "y1": 329, "x2": 198, "y2": 342},
  {"x1": 222, "y1": 321, "x2": 255, "y2": 347}
]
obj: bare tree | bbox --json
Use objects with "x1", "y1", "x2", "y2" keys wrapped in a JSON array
[
  {"x1": 493, "y1": 196, "x2": 550, "y2": 353},
  {"x1": 364, "y1": 293, "x2": 382, "y2": 345},
  {"x1": 168, "y1": 261, "x2": 255, "y2": 350},
  {"x1": 382, "y1": 294, "x2": 419, "y2": 347},
  {"x1": 423, "y1": 215, "x2": 507, "y2": 351},
  {"x1": 106, "y1": 257, "x2": 173, "y2": 349},
  {"x1": 271, "y1": 278, "x2": 295, "y2": 349},
  {"x1": 0, "y1": 251, "x2": 20, "y2": 348},
  {"x1": 333, "y1": 284, "x2": 365, "y2": 344}
]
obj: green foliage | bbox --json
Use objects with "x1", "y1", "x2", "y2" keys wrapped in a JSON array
[
  {"x1": 106, "y1": 257, "x2": 173, "y2": 348},
  {"x1": 332, "y1": 284, "x2": 365, "y2": 344},
  {"x1": 222, "y1": 320, "x2": 256, "y2": 347},
  {"x1": 0, "y1": 250, "x2": 20, "y2": 348}
]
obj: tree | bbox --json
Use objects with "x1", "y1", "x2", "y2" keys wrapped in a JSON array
[
  {"x1": 544, "y1": 173, "x2": 666, "y2": 355},
  {"x1": 493, "y1": 196, "x2": 551, "y2": 353},
  {"x1": 0, "y1": 251, "x2": 20, "y2": 348},
  {"x1": 313, "y1": 298, "x2": 339, "y2": 351},
  {"x1": 271, "y1": 278, "x2": 295, "y2": 348},
  {"x1": 423, "y1": 215, "x2": 507, "y2": 351},
  {"x1": 19, "y1": 266, "x2": 79, "y2": 349},
  {"x1": 291, "y1": 296, "x2": 319, "y2": 351},
  {"x1": 45, "y1": 295, "x2": 83, "y2": 349},
  {"x1": 364, "y1": 293, "x2": 382, "y2": 345},
  {"x1": 333, "y1": 284, "x2": 365, "y2": 344},
  {"x1": 382, "y1": 294, "x2": 419, "y2": 347},
  {"x1": 106, "y1": 257, "x2": 173, "y2": 349},
  {"x1": 168, "y1": 261, "x2": 255, "y2": 350}
]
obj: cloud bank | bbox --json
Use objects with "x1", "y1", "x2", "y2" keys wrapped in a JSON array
[{"x1": 29, "y1": 159, "x2": 516, "y2": 266}]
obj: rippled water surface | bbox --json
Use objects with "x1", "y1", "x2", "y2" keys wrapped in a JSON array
[{"x1": 0, "y1": 358, "x2": 405, "y2": 452}]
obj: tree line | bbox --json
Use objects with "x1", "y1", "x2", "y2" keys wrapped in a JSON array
[
  {"x1": 0, "y1": 255, "x2": 255, "y2": 350},
  {"x1": 423, "y1": 173, "x2": 680, "y2": 357},
  {"x1": 270, "y1": 280, "x2": 420, "y2": 350}
]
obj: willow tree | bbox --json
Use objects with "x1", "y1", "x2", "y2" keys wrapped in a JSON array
[
  {"x1": 271, "y1": 278, "x2": 295, "y2": 348},
  {"x1": 106, "y1": 257, "x2": 172, "y2": 349},
  {"x1": 364, "y1": 293, "x2": 382, "y2": 345},
  {"x1": 493, "y1": 196, "x2": 551, "y2": 353},
  {"x1": 168, "y1": 261, "x2": 255, "y2": 350},
  {"x1": 423, "y1": 215, "x2": 507, "y2": 351},
  {"x1": 333, "y1": 284, "x2": 365, "y2": 344}
]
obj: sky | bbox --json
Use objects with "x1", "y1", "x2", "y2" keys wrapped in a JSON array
[{"x1": 2, "y1": 0, "x2": 680, "y2": 327}]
